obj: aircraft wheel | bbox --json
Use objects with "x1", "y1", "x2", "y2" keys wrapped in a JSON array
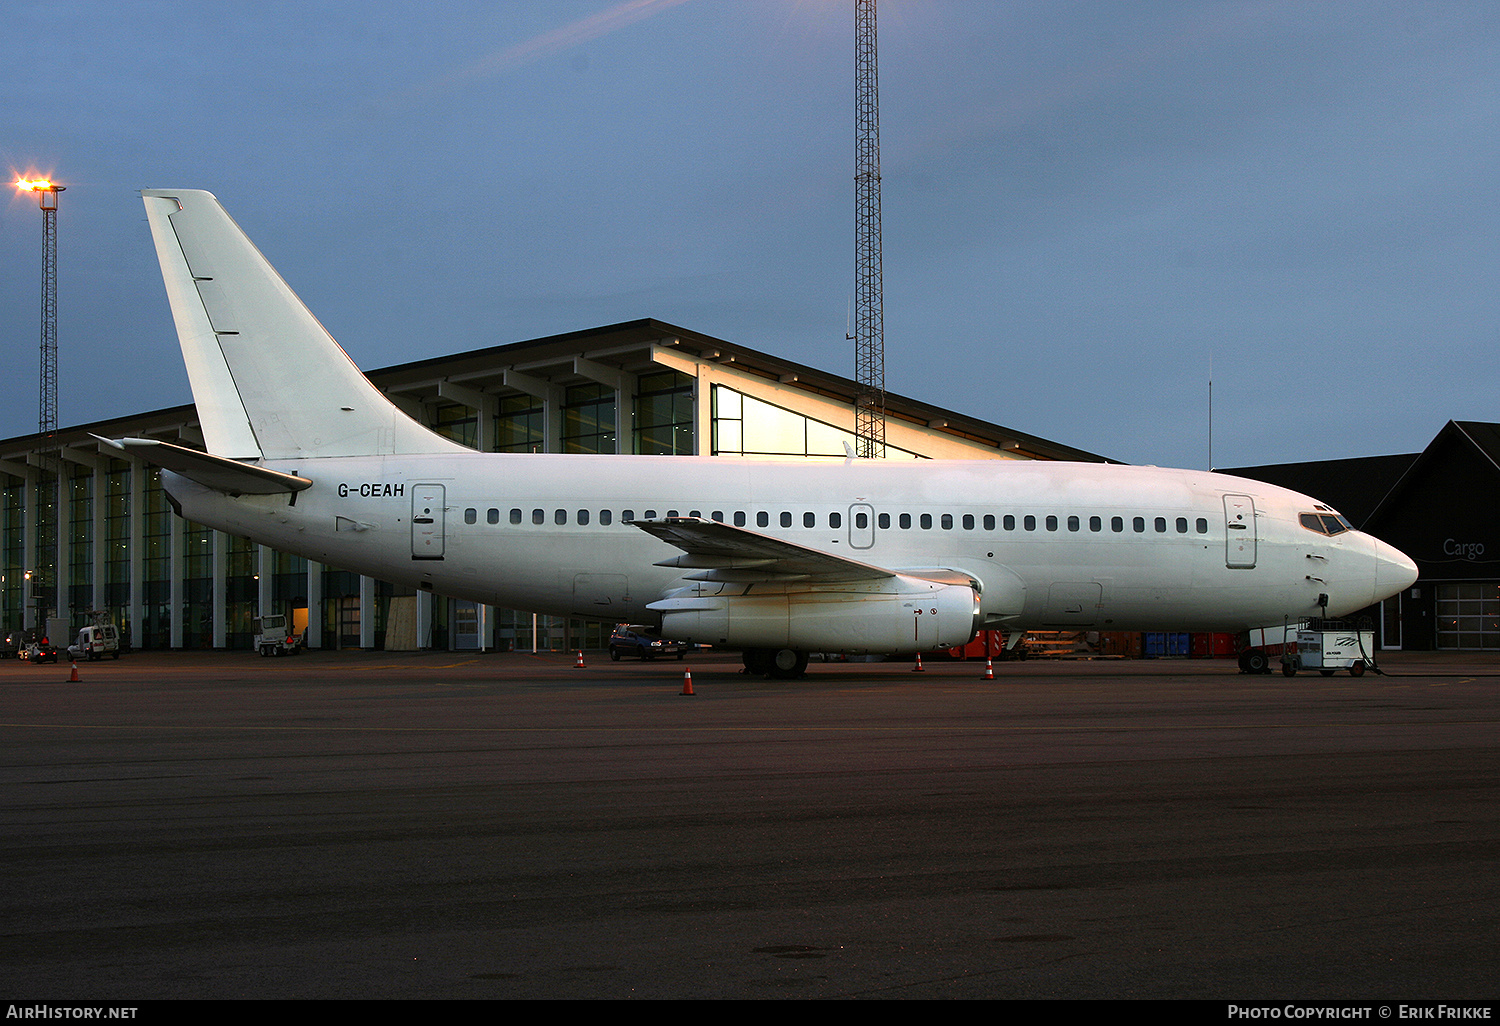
[
  {"x1": 742, "y1": 648, "x2": 774, "y2": 676},
  {"x1": 768, "y1": 649, "x2": 808, "y2": 680}
]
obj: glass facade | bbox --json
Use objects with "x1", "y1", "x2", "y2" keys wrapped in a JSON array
[{"x1": 711, "y1": 385, "x2": 920, "y2": 459}]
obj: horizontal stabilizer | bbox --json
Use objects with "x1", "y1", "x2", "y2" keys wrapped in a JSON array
[{"x1": 92, "y1": 436, "x2": 312, "y2": 496}]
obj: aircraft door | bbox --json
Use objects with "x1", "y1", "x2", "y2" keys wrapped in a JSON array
[
  {"x1": 412, "y1": 484, "x2": 446, "y2": 560},
  {"x1": 849, "y1": 503, "x2": 875, "y2": 549},
  {"x1": 1224, "y1": 493, "x2": 1257, "y2": 569}
]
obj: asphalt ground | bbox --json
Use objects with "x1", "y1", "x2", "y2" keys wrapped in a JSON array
[{"x1": 0, "y1": 647, "x2": 1497, "y2": 1001}]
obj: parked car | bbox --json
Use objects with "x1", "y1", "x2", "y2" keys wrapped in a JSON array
[
  {"x1": 0, "y1": 629, "x2": 22, "y2": 659},
  {"x1": 608, "y1": 625, "x2": 685, "y2": 661}
]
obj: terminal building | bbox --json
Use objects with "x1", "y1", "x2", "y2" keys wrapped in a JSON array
[{"x1": 0, "y1": 319, "x2": 1110, "y2": 653}]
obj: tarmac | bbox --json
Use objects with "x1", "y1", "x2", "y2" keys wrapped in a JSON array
[{"x1": 0, "y1": 647, "x2": 1497, "y2": 1000}]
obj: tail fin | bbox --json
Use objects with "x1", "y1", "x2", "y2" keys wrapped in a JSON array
[{"x1": 141, "y1": 189, "x2": 465, "y2": 459}]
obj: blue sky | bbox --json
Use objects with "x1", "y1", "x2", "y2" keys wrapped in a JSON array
[{"x1": 2, "y1": 0, "x2": 1497, "y2": 469}]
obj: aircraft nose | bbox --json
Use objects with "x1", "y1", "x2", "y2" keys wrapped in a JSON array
[{"x1": 1373, "y1": 539, "x2": 1418, "y2": 603}]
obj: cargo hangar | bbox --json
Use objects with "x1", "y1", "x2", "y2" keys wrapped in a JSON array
[{"x1": 2, "y1": 317, "x2": 1488, "y2": 655}]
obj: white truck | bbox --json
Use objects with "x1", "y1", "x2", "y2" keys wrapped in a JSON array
[{"x1": 254, "y1": 614, "x2": 302, "y2": 657}]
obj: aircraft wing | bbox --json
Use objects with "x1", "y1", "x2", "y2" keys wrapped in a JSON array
[
  {"x1": 93, "y1": 436, "x2": 312, "y2": 496},
  {"x1": 633, "y1": 517, "x2": 895, "y2": 583}
]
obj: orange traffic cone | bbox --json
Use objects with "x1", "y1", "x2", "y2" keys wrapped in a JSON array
[
  {"x1": 68, "y1": 660, "x2": 79, "y2": 682},
  {"x1": 983, "y1": 658, "x2": 994, "y2": 680},
  {"x1": 912, "y1": 654, "x2": 925, "y2": 672},
  {"x1": 681, "y1": 668, "x2": 694, "y2": 695},
  {"x1": 574, "y1": 650, "x2": 586, "y2": 668}
]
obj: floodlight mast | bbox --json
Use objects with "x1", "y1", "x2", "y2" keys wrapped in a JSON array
[
  {"x1": 853, "y1": 0, "x2": 885, "y2": 458},
  {"x1": 17, "y1": 179, "x2": 64, "y2": 441}
]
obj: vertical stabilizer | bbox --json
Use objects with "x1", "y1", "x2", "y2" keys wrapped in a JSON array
[{"x1": 141, "y1": 189, "x2": 465, "y2": 459}]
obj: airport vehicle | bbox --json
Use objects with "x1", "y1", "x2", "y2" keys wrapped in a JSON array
[
  {"x1": 102, "y1": 190, "x2": 1418, "y2": 678},
  {"x1": 19, "y1": 630, "x2": 59, "y2": 664},
  {"x1": 609, "y1": 625, "x2": 686, "y2": 661},
  {"x1": 68, "y1": 623, "x2": 122, "y2": 661},
  {"x1": 254, "y1": 614, "x2": 302, "y2": 657}
]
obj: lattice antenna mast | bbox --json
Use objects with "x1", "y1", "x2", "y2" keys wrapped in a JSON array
[
  {"x1": 19, "y1": 180, "x2": 65, "y2": 441},
  {"x1": 853, "y1": 0, "x2": 886, "y2": 458}
]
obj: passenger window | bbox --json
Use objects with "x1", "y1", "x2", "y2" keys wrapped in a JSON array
[
  {"x1": 757, "y1": 511, "x2": 769, "y2": 528},
  {"x1": 734, "y1": 511, "x2": 746, "y2": 527},
  {"x1": 855, "y1": 512, "x2": 868, "y2": 529},
  {"x1": 555, "y1": 509, "x2": 567, "y2": 525},
  {"x1": 941, "y1": 514, "x2": 953, "y2": 530},
  {"x1": 1196, "y1": 518, "x2": 1207, "y2": 534},
  {"x1": 667, "y1": 509, "x2": 679, "y2": 518},
  {"x1": 1003, "y1": 515, "x2": 1015, "y2": 531},
  {"x1": 830, "y1": 512, "x2": 842, "y2": 528},
  {"x1": 983, "y1": 514, "x2": 995, "y2": 530},
  {"x1": 804, "y1": 512, "x2": 815, "y2": 528},
  {"x1": 1133, "y1": 517, "x2": 1145, "y2": 533},
  {"x1": 1112, "y1": 516, "x2": 1124, "y2": 533},
  {"x1": 711, "y1": 511, "x2": 724, "y2": 522},
  {"x1": 780, "y1": 512, "x2": 792, "y2": 528},
  {"x1": 1154, "y1": 517, "x2": 1167, "y2": 533},
  {"x1": 900, "y1": 513, "x2": 912, "y2": 529},
  {"x1": 623, "y1": 510, "x2": 635, "y2": 522},
  {"x1": 1175, "y1": 517, "x2": 1188, "y2": 533},
  {"x1": 920, "y1": 514, "x2": 933, "y2": 530},
  {"x1": 510, "y1": 508, "x2": 522, "y2": 525},
  {"x1": 487, "y1": 508, "x2": 500, "y2": 525},
  {"x1": 1045, "y1": 515, "x2": 1058, "y2": 531},
  {"x1": 1068, "y1": 516, "x2": 1080, "y2": 532},
  {"x1": 1024, "y1": 515, "x2": 1036, "y2": 531},
  {"x1": 464, "y1": 508, "x2": 477, "y2": 525},
  {"x1": 578, "y1": 509, "x2": 590, "y2": 525},
  {"x1": 1089, "y1": 516, "x2": 1102, "y2": 532},
  {"x1": 600, "y1": 510, "x2": 613, "y2": 526},
  {"x1": 878, "y1": 513, "x2": 890, "y2": 529},
  {"x1": 532, "y1": 508, "x2": 545, "y2": 525}
]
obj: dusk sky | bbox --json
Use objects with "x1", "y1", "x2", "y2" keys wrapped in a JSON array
[{"x1": 3, "y1": 1, "x2": 1497, "y2": 470}]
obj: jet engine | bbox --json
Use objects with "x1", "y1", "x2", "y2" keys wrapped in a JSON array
[{"x1": 648, "y1": 573, "x2": 982, "y2": 654}]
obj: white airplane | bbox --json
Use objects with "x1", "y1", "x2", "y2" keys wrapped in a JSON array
[{"x1": 106, "y1": 189, "x2": 1417, "y2": 677}]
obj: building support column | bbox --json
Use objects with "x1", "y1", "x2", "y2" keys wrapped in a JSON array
[
  {"x1": 169, "y1": 511, "x2": 184, "y2": 649},
  {"x1": 306, "y1": 560, "x2": 323, "y2": 650},
  {"x1": 360, "y1": 575, "x2": 376, "y2": 649},
  {"x1": 212, "y1": 531, "x2": 228, "y2": 649}
]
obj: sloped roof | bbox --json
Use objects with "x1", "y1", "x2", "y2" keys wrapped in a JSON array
[{"x1": 1220, "y1": 453, "x2": 1417, "y2": 529}]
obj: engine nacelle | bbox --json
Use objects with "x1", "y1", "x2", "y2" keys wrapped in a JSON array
[{"x1": 649, "y1": 574, "x2": 982, "y2": 654}]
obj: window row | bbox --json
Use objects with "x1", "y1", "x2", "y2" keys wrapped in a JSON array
[{"x1": 461, "y1": 506, "x2": 1213, "y2": 535}]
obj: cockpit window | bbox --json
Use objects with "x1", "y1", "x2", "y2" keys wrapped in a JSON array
[{"x1": 1299, "y1": 512, "x2": 1352, "y2": 536}]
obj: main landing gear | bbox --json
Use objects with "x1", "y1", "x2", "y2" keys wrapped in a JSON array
[{"x1": 742, "y1": 647, "x2": 809, "y2": 680}]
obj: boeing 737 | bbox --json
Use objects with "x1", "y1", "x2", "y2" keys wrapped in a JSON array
[{"x1": 106, "y1": 189, "x2": 1418, "y2": 677}]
